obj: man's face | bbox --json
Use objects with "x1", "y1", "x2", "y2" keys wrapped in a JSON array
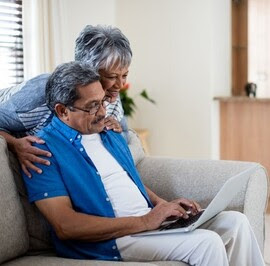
[
  {"x1": 64, "y1": 81, "x2": 106, "y2": 134},
  {"x1": 99, "y1": 66, "x2": 129, "y2": 102}
]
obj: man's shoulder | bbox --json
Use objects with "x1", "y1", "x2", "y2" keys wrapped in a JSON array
[
  {"x1": 33, "y1": 125, "x2": 53, "y2": 148},
  {"x1": 36, "y1": 122, "x2": 57, "y2": 139},
  {"x1": 104, "y1": 130, "x2": 129, "y2": 151},
  {"x1": 105, "y1": 130, "x2": 125, "y2": 141},
  {"x1": 35, "y1": 120, "x2": 73, "y2": 148}
]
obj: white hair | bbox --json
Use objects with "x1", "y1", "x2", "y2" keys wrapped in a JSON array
[{"x1": 75, "y1": 25, "x2": 132, "y2": 71}]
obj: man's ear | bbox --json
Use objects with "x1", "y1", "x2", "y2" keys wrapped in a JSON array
[{"x1": 55, "y1": 104, "x2": 69, "y2": 121}]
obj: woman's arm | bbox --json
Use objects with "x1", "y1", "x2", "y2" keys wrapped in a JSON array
[
  {"x1": 0, "y1": 131, "x2": 51, "y2": 177},
  {"x1": 0, "y1": 74, "x2": 53, "y2": 177}
]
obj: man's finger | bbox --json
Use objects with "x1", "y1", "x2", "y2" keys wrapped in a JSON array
[
  {"x1": 170, "y1": 210, "x2": 183, "y2": 217},
  {"x1": 193, "y1": 201, "x2": 202, "y2": 212},
  {"x1": 171, "y1": 203, "x2": 188, "y2": 218},
  {"x1": 175, "y1": 198, "x2": 193, "y2": 209},
  {"x1": 178, "y1": 206, "x2": 189, "y2": 219}
]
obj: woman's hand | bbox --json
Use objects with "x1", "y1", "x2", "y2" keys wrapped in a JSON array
[
  {"x1": 13, "y1": 136, "x2": 52, "y2": 178},
  {"x1": 104, "y1": 116, "x2": 122, "y2": 132}
]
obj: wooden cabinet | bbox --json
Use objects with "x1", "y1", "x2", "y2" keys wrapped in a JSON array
[
  {"x1": 217, "y1": 97, "x2": 270, "y2": 174},
  {"x1": 232, "y1": 0, "x2": 248, "y2": 96}
]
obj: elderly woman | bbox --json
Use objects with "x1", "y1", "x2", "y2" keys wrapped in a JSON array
[{"x1": 0, "y1": 25, "x2": 131, "y2": 177}]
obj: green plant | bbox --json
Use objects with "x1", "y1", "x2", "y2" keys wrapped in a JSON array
[{"x1": 120, "y1": 83, "x2": 156, "y2": 117}]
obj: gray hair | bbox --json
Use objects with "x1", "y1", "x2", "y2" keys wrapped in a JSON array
[
  {"x1": 75, "y1": 25, "x2": 132, "y2": 71},
  {"x1": 46, "y1": 61, "x2": 100, "y2": 113}
]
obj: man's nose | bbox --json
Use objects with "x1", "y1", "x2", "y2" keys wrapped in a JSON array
[{"x1": 97, "y1": 103, "x2": 107, "y2": 116}]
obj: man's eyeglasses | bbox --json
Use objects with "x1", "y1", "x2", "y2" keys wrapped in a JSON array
[{"x1": 68, "y1": 96, "x2": 111, "y2": 115}]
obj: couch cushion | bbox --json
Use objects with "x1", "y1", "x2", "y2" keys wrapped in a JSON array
[
  {"x1": 8, "y1": 150, "x2": 53, "y2": 253},
  {"x1": 0, "y1": 136, "x2": 29, "y2": 264},
  {"x1": 2, "y1": 255, "x2": 187, "y2": 266}
]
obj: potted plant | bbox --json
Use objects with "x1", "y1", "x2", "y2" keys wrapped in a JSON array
[{"x1": 120, "y1": 83, "x2": 156, "y2": 117}]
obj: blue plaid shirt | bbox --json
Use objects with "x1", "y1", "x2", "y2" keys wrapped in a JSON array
[{"x1": 22, "y1": 116, "x2": 153, "y2": 260}]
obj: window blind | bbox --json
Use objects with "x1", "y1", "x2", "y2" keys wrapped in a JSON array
[{"x1": 0, "y1": 0, "x2": 23, "y2": 88}]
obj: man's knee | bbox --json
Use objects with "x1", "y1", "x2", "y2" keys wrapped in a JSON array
[
  {"x1": 221, "y1": 211, "x2": 249, "y2": 228},
  {"x1": 203, "y1": 230, "x2": 224, "y2": 248},
  {"x1": 195, "y1": 230, "x2": 225, "y2": 253},
  {"x1": 194, "y1": 231, "x2": 227, "y2": 265}
]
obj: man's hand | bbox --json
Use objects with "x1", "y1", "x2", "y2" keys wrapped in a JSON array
[
  {"x1": 171, "y1": 198, "x2": 202, "y2": 216},
  {"x1": 141, "y1": 201, "x2": 190, "y2": 231},
  {"x1": 104, "y1": 116, "x2": 122, "y2": 132},
  {"x1": 13, "y1": 136, "x2": 51, "y2": 178}
]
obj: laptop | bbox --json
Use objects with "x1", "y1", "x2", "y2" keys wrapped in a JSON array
[{"x1": 132, "y1": 165, "x2": 258, "y2": 237}]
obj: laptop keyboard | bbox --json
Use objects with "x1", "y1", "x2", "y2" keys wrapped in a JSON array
[{"x1": 159, "y1": 210, "x2": 204, "y2": 231}]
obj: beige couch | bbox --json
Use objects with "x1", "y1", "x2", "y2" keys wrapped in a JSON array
[{"x1": 0, "y1": 130, "x2": 268, "y2": 266}]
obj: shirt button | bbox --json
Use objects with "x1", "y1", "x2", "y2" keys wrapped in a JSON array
[
  {"x1": 112, "y1": 245, "x2": 116, "y2": 249},
  {"x1": 69, "y1": 138, "x2": 73, "y2": 142},
  {"x1": 79, "y1": 148, "x2": 84, "y2": 152},
  {"x1": 77, "y1": 135, "x2": 81, "y2": 139},
  {"x1": 113, "y1": 256, "x2": 118, "y2": 260},
  {"x1": 106, "y1": 197, "x2": 110, "y2": 201},
  {"x1": 44, "y1": 192, "x2": 48, "y2": 197},
  {"x1": 96, "y1": 171, "x2": 100, "y2": 175}
]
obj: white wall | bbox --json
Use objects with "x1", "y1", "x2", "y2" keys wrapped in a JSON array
[
  {"x1": 210, "y1": 0, "x2": 231, "y2": 159},
  {"x1": 61, "y1": 0, "x2": 116, "y2": 61},
  {"x1": 115, "y1": 0, "x2": 231, "y2": 158},
  {"x1": 23, "y1": 0, "x2": 116, "y2": 78}
]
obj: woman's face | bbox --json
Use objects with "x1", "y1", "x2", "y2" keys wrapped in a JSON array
[{"x1": 99, "y1": 66, "x2": 129, "y2": 102}]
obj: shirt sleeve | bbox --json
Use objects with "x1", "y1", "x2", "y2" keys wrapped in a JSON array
[
  {"x1": 0, "y1": 74, "x2": 50, "y2": 135},
  {"x1": 0, "y1": 107, "x2": 25, "y2": 133},
  {"x1": 22, "y1": 143, "x2": 68, "y2": 203},
  {"x1": 120, "y1": 116, "x2": 130, "y2": 143},
  {"x1": 106, "y1": 96, "x2": 124, "y2": 121}
]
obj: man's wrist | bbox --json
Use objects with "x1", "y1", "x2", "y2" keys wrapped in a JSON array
[
  {"x1": 152, "y1": 197, "x2": 167, "y2": 206},
  {"x1": 139, "y1": 215, "x2": 150, "y2": 231}
]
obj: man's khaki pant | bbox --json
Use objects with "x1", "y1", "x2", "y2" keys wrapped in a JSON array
[{"x1": 116, "y1": 211, "x2": 265, "y2": 266}]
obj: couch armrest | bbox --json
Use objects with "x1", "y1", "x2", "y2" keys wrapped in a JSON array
[
  {"x1": 128, "y1": 129, "x2": 145, "y2": 165},
  {"x1": 137, "y1": 157, "x2": 269, "y2": 252}
]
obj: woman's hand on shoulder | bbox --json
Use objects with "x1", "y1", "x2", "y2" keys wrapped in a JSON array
[
  {"x1": 104, "y1": 116, "x2": 123, "y2": 133},
  {"x1": 13, "y1": 136, "x2": 52, "y2": 178}
]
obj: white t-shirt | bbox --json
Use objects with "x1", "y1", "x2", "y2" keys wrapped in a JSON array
[{"x1": 81, "y1": 134, "x2": 151, "y2": 217}]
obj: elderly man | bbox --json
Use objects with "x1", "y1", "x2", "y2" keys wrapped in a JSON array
[{"x1": 22, "y1": 61, "x2": 264, "y2": 266}]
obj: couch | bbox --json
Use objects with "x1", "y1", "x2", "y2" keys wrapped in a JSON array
[{"x1": 0, "y1": 130, "x2": 269, "y2": 266}]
